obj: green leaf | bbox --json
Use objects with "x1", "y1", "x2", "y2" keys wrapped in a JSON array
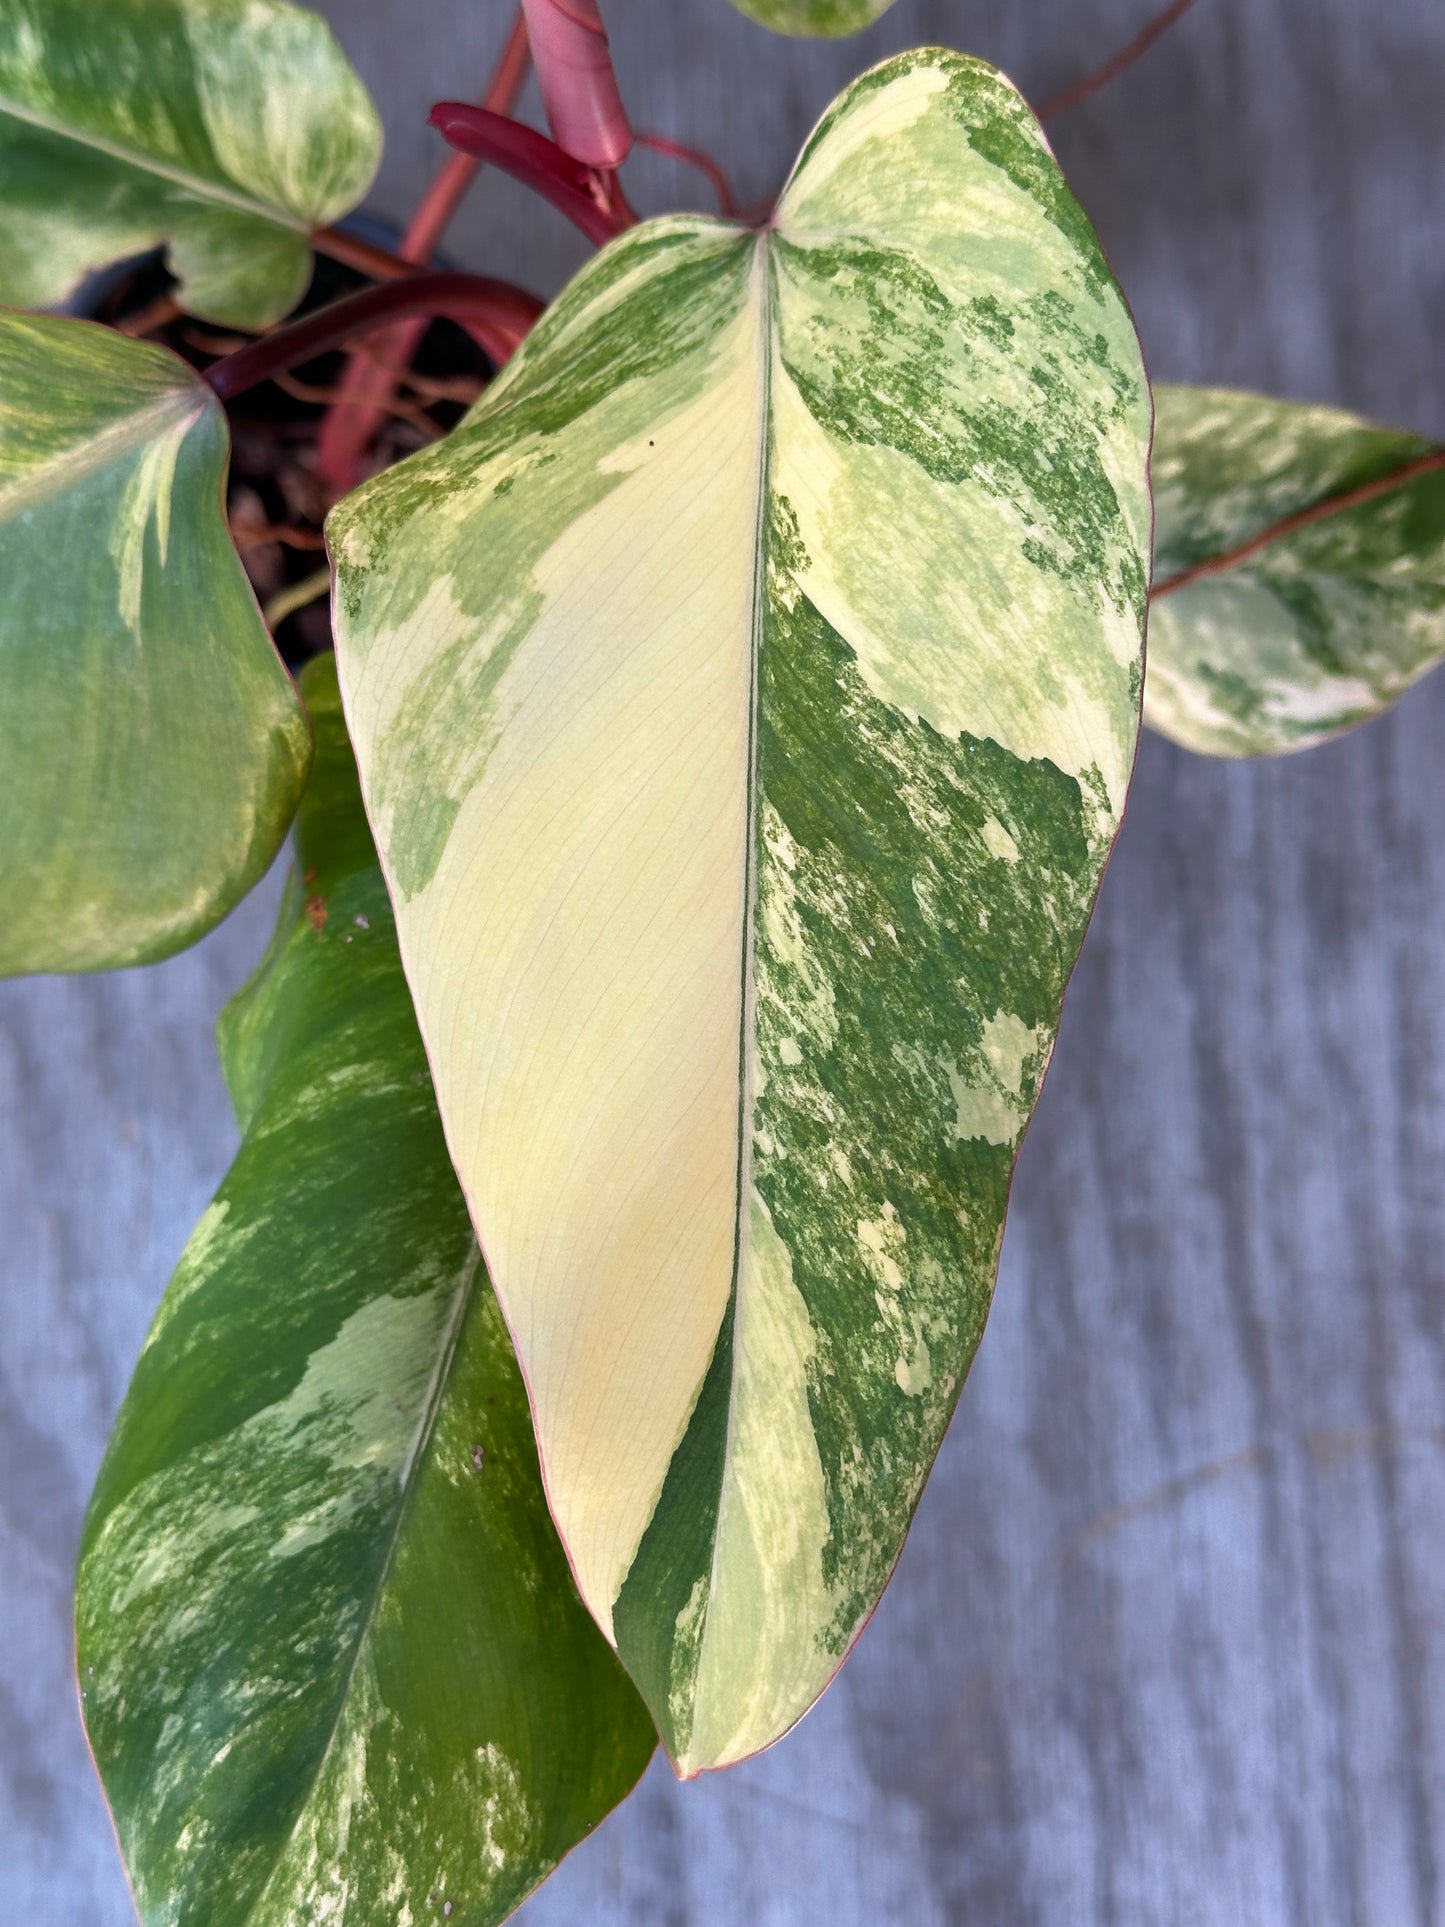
[
  {"x1": 1146, "y1": 384, "x2": 1445, "y2": 756},
  {"x1": 75, "y1": 655, "x2": 655, "y2": 1927},
  {"x1": 0, "y1": 0, "x2": 380, "y2": 327},
  {"x1": 329, "y1": 49, "x2": 1151, "y2": 1774},
  {"x1": 0, "y1": 310, "x2": 310, "y2": 975},
  {"x1": 726, "y1": 0, "x2": 897, "y2": 37}
]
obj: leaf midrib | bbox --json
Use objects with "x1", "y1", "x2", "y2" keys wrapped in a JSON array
[
  {"x1": 0, "y1": 90, "x2": 305, "y2": 230},
  {"x1": 687, "y1": 231, "x2": 776, "y2": 1762},
  {"x1": 0, "y1": 385, "x2": 204, "y2": 524},
  {"x1": 238, "y1": 1241, "x2": 483, "y2": 1925}
]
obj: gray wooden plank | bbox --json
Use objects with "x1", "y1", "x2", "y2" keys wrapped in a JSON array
[
  {"x1": 3, "y1": 0, "x2": 1442, "y2": 1921},
  {"x1": 0, "y1": 872, "x2": 286, "y2": 1923}
]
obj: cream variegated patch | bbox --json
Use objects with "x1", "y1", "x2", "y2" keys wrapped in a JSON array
[{"x1": 393, "y1": 284, "x2": 770, "y2": 1632}]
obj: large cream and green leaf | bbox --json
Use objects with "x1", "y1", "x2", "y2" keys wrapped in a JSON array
[
  {"x1": 330, "y1": 50, "x2": 1151, "y2": 1774},
  {"x1": 0, "y1": 0, "x2": 380, "y2": 327},
  {"x1": 1146, "y1": 385, "x2": 1445, "y2": 756},
  {"x1": 0, "y1": 311, "x2": 309, "y2": 975},
  {"x1": 76, "y1": 658, "x2": 655, "y2": 1927}
]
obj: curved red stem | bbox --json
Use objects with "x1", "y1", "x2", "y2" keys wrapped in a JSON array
[
  {"x1": 634, "y1": 131, "x2": 738, "y2": 218},
  {"x1": 203, "y1": 275, "x2": 545, "y2": 402},
  {"x1": 316, "y1": 5, "x2": 532, "y2": 493},
  {"x1": 1038, "y1": 0, "x2": 1203, "y2": 119}
]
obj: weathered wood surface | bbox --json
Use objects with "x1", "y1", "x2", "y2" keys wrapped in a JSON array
[{"x1": 3, "y1": 0, "x2": 1443, "y2": 1920}]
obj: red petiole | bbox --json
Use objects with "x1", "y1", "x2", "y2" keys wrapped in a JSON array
[
  {"x1": 429, "y1": 103, "x2": 636, "y2": 246},
  {"x1": 315, "y1": 3, "x2": 533, "y2": 494},
  {"x1": 1038, "y1": 0, "x2": 1204, "y2": 120},
  {"x1": 634, "y1": 131, "x2": 738, "y2": 218},
  {"x1": 203, "y1": 275, "x2": 545, "y2": 403}
]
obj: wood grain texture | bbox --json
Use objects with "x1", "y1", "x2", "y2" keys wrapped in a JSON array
[{"x1": 2, "y1": 0, "x2": 1443, "y2": 1920}]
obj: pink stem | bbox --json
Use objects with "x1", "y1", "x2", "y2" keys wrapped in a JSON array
[
  {"x1": 522, "y1": 0, "x2": 632, "y2": 168},
  {"x1": 204, "y1": 275, "x2": 545, "y2": 403},
  {"x1": 429, "y1": 102, "x2": 635, "y2": 246},
  {"x1": 1038, "y1": 0, "x2": 1203, "y2": 119},
  {"x1": 315, "y1": 6, "x2": 531, "y2": 495},
  {"x1": 634, "y1": 131, "x2": 738, "y2": 218}
]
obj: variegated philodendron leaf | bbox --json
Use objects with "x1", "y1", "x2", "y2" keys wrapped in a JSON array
[
  {"x1": 75, "y1": 656, "x2": 655, "y2": 1927},
  {"x1": 0, "y1": 310, "x2": 310, "y2": 976},
  {"x1": 0, "y1": 0, "x2": 380, "y2": 327},
  {"x1": 330, "y1": 49, "x2": 1150, "y2": 1774},
  {"x1": 727, "y1": 0, "x2": 897, "y2": 37},
  {"x1": 1146, "y1": 385, "x2": 1445, "y2": 756}
]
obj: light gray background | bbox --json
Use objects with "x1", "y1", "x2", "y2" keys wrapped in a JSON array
[{"x1": 4, "y1": 0, "x2": 1444, "y2": 1921}]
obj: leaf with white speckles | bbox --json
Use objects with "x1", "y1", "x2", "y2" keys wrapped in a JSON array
[
  {"x1": 0, "y1": 310, "x2": 310, "y2": 976},
  {"x1": 0, "y1": 0, "x2": 380, "y2": 327},
  {"x1": 75, "y1": 657, "x2": 655, "y2": 1927},
  {"x1": 329, "y1": 50, "x2": 1151, "y2": 1775},
  {"x1": 727, "y1": 0, "x2": 897, "y2": 37},
  {"x1": 1146, "y1": 385, "x2": 1445, "y2": 756}
]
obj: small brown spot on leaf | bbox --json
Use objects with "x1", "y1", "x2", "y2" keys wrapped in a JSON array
[{"x1": 305, "y1": 896, "x2": 327, "y2": 933}]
